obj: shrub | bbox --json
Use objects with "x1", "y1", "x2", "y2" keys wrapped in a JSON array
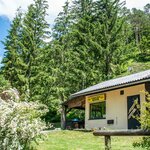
[
  {"x1": 0, "y1": 89, "x2": 48, "y2": 150},
  {"x1": 141, "y1": 92, "x2": 150, "y2": 129},
  {"x1": 133, "y1": 92, "x2": 150, "y2": 149},
  {"x1": 0, "y1": 74, "x2": 10, "y2": 92}
]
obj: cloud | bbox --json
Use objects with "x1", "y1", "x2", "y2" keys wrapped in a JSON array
[
  {"x1": 0, "y1": 0, "x2": 149, "y2": 25},
  {"x1": 0, "y1": 0, "x2": 69, "y2": 25},
  {"x1": 124, "y1": 0, "x2": 149, "y2": 10},
  {"x1": 0, "y1": 0, "x2": 33, "y2": 20}
]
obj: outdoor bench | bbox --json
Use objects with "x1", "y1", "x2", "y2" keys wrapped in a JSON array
[{"x1": 93, "y1": 129, "x2": 150, "y2": 150}]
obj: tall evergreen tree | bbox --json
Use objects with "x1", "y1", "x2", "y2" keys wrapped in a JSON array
[
  {"x1": 128, "y1": 5, "x2": 150, "y2": 61},
  {"x1": 92, "y1": 0, "x2": 127, "y2": 79},
  {"x1": 71, "y1": 0, "x2": 93, "y2": 19},
  {"x1": 52, "y1": 0, "x2": 96, "y2": 101},
  {"x1": 52, "y1": 0, "x2": 129, "y2": 100},
  {"x1": 19, "y1": 0, "x2": 50, "y2": 101},
  {"x1": 69, "y1": 0, "x2": 128, "y2": 81},
  {"x1": 2, "y1": 0, "x2": 50, "y2": 101},
  {"x1": 140, "y1": 4, "x2": 150, "y2": 61},
  {"x1": 2, "y1": 9, "x2": 23, "y2": 91},
  {"x1": 53, "y1": 0, "x2": 71, "y2": 39}
]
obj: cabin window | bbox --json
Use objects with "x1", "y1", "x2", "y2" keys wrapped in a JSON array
[{"x1": 89, "y1": 102, "x2": 106, "y2": 119}]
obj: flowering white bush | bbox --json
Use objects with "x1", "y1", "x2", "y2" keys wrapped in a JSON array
[{"x1": 0, "y1": 89, "x2": 48, "y2": 150}]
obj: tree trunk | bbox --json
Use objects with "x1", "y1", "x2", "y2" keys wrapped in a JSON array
[
  {"x1": 135, "y1": 26, "x2": 139, "y2": 46},
  {"x1": 61, "y1": 105, "x2": 66, "y2": 130}
]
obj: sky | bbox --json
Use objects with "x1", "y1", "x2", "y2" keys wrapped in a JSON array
[{"x1": 0, "y1": 0, "x2": 150, "y2": 63}]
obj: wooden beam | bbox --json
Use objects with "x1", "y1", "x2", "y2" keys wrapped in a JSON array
[
  {"x1": 93, "y1": 129, "x2": 150, "y2": 136},
  {"x1": 67, "y1": 96, "x2": 85, "y2": 109}
]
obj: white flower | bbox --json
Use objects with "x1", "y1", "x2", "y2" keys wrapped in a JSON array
[{"x1": 0, "y1": 89, "x2": 48, "y2": 149}]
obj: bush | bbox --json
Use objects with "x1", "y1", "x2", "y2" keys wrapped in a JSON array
[
  {"x1": 0, "y1": 74, "x2": 10, "y2": 92},
  {"x1": 0, "y1": 89, "x2": 48, "y2": 150},
  {"x1": 133, "y1": 92, "x2": 150, "y2": 149},
  {"x1": 141, "y1": 92, "x2": 150, "y2": 129}
]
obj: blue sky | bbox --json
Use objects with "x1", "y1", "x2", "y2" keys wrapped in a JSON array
[
  {"x1": 0, "y1": 0, "x2": 67, "y2": 64},
  {"x1": 0, "y1": 0, "x2": 149, "y2": 64},
  {"x1": 0, "y1": 16, "x2": 10, "y2": 63}
]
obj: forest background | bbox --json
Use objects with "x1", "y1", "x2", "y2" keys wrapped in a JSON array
[{"x1": 0, "y1": 0, "x2": 150, "y2": 123}]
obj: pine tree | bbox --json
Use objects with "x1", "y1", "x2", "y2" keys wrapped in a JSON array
[
  {"x1": 140, "y1": 4, "x2": 150, "y2": 61},
  {"x1": 68, "y1": 0, "x2": 128, "y2": 81},
  {"x1": 19, "y1": 0, "x2": 50, "y2": 101},
  {"x1": 52, "y1": 0, "x2": 96, "y2": 101},
  {"x1": 91, "y1": 0, "x2": 126, "y2": 79},
  {"x1": 71, "y1": 0, "x2": 93, "y2": 19},
  {"x1": 3, "y1": 0, "x2": 50, "y2": 101},
  {"x1": 128, "y1": 4, "x2": 150, "y2": 61},
  {"x1": 53, "y1": 0, "x2": 71, "y2": 39},
  {"x1": 2, "y1": 9, "x2": 23, "y2": 91}
]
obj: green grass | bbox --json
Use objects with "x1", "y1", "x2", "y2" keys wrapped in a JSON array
[{"x1": 33, "y1": 131, "x2": 145, "y2": 150}]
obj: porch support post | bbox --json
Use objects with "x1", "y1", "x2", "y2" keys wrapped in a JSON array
[{"x1": 61, "y1": 105, "x2": 67, "y2": 130}]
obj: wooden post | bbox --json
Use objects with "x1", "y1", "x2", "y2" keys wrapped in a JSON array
[
  {"x1": 93, "y1": 130, "x2": 150, "y2": 150},
  {"x1": 61, "y1": 105, "x2": 66, "y2": 130},
  {"x1": 105, "y1": 135, "x2": 111, "y2": 150}
]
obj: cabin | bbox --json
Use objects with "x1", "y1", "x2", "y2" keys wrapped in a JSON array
[{"x1": 62, "y1": 69, "x2": 150, "y2": 130}]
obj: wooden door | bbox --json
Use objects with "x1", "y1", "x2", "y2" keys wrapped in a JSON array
[{"x1": 127, "y1": 95, "x2": 141, "y2": 129}]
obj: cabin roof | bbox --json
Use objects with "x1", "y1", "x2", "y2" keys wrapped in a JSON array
[{"x1": 70, "y1": 69, "x2": 150, "y2": 99}]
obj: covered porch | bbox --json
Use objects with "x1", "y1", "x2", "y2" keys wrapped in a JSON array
[{"x1": 61, "y1": 96, "x2": 85, "y2": 129}]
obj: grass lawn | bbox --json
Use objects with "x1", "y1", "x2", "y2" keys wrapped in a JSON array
[{"x1": 33, "y1": 130, "x2": 145, "y2": 150}]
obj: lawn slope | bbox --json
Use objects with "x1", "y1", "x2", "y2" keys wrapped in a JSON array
[{"x1": 34, "y1": 131, "x2": 144, "y2": 150}]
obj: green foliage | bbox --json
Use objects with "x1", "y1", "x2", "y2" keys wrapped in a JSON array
[
  {"x1": 19, "y1": 0, "x2": 50, "y2": 101},
  {"x1": 2, "y1": 0, "x2": 51, "y2": 102},
  {"x1": 0, "y1": 89, "x2": 48, "y2": 150},
  {"x1": 133, "y1": 137, "x2": 150, "y2": 150},
  {"x1": 141, "y1": 92, "x2": 150, "y2": 129},
  {"x1": 2, "y1": 8, "x2": 23, "y2": 91},
  {"x1": 133, "y1": 92, "x2": 150, "y2": 149},
  {"x1": 129, "y1": 62, "x2": 150, "y2": 74},
  {"x1": 128, "y1": 6, "x2": 150, "y2": 61},
  {"x1": 2, "y1": 0, "x2": 150, "y2": 123},
  {"x1": 67, "y1": 109, "x2": 85, "y2": 120},
  {"x1": 0, "y1": 73, "x2": 10, "y2": 92},
  {"x1": 52, "y1": 0, "x2": 128, "y2": 100},
  {"x1": 139, "y1": 35, "x2": 150, "y2": 61}
]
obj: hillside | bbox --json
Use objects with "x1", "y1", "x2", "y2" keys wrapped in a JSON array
[{"x1": 130, "y1": 61, "x2": 150, "y2": 73}]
